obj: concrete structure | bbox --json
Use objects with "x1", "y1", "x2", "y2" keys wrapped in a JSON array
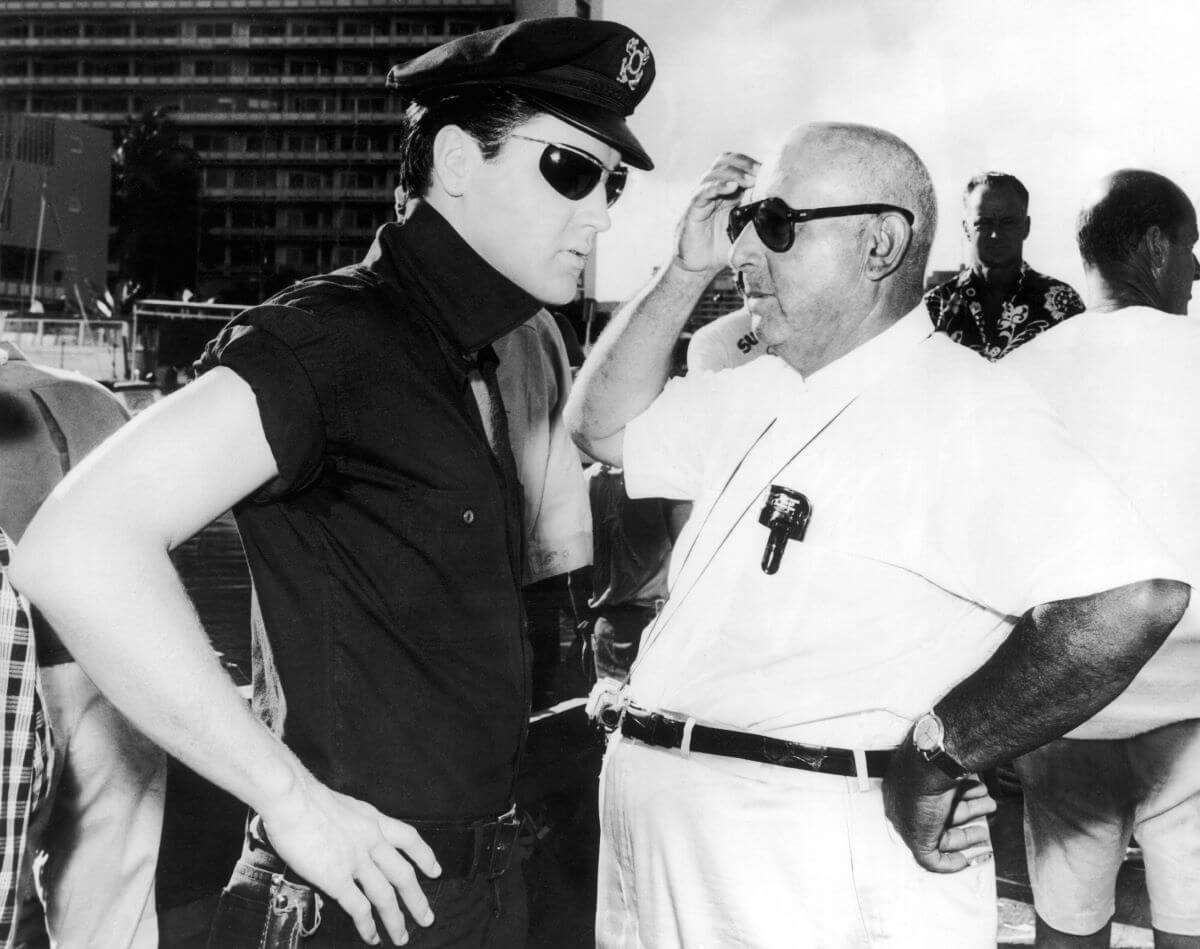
[
  {"x1": 0, "y1": 0, "x2": 597, "y2": 291},
  {"x1": 0, "y1": 114, "x2": 110, "y2": 310}
]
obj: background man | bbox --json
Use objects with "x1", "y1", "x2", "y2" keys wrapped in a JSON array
[
  {"x1": 11, "y1": 17, "x2": 656, "y2": 948},
  {"x1": 0, "y1": 342, "x2": 165, "y2": 949},
  {"x1": 1006, "y1": 169, "x2": 1200, "y2": 949},
  {"x1": 566, "y1": 124, "x2": 1188, "y2": 947},
  {"x1": 925, "y1": 172, "x2": 1085, "y2": 359}
]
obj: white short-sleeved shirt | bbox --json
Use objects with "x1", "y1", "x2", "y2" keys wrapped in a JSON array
[
  {"x1": 494, "y1": 309, "x2": 592, "y2": 584},
  {"x1": 1006, "y1": 306, "x2": 1200, "y2": 739},
  {"x1": 686, "y1": 308, "x2": 765, "y2": 372},
  {"x1": 622, "y1": 308, "x2": 1183, "y2": 750}
]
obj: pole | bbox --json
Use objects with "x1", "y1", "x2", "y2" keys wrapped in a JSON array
[{"x1": 28, "y1": 172, "x2": 47, "y2": 310}]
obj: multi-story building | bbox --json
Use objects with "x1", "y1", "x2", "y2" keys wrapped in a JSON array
[
  {"x1": 0, "y1": 113, "x2": 110, "y2": 309},
  {"x1": 0, "y1": 0, "x2": 595, "y2": 294}
]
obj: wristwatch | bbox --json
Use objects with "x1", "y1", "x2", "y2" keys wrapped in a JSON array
[{"x1": 912, "y1": 711, "x2": 970, "y2": 781}]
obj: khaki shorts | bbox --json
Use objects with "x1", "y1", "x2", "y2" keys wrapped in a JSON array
[{"x1": 1016, "y1": 719, "x2": 1200, "y2": 936}]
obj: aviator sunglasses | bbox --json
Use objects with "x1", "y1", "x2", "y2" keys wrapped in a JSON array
[
  {"x1": 510, "y1": 134, "x2": 628, "y2": 207},
  {"x1": 727, "y1": 197, "x2": 915, "y2": 253}
]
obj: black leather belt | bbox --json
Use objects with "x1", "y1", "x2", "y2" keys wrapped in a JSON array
[
  {"x1": 248, "y1": 807, "x2": 522, "y2": 881},
  {"x1": 620, "y1": 710, "x2": 893, "y2": 778}
]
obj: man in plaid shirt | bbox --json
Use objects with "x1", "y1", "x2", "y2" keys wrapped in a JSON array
[{"x1": 0, "y1": 527, "x2": 51, "y2": 949}]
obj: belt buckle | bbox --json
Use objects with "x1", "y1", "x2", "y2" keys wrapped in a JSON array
[
  {"x1": 481, "y1": 805, "x2": 522, "y2": 880},
  {"x1": 762, "y1": 738, "x2": 827, "y2": 772}
]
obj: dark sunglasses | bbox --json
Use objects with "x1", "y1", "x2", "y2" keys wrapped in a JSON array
[
  {"x1": 727, "y1": 197, "x2": 915, "y2": 253},
  {"x1": 510, "y1": 134, "x2": 628, "y2": 207}
]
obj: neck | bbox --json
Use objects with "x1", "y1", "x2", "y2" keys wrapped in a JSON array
[
  {"x1": 1085, "y1": 261, "x2": 1163, "y2": 313},
  {"x1": 776, "y1": 294, "x2": 911, "y2": 378},
  {"x1": 971, "y1": 260, "x2": 1021, "y2": 290}
]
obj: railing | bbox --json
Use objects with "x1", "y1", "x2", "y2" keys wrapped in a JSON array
[
  {"x1": 1, "y1": 0, "x2": 508, "y2": 12},
  {"x1": 203, "y1": 186, "x2": 383, "y2": 200},
  {"x1": 196, "y1": 149, "x2": 391, "y2": 163},
  {"x1": 0, "y1": 317, "x2": 126, "y2": 378},
  {"x1": 31, "y1": 110, "x2": 397, "y2": 124},
  {"x1": 0, "y1": 34, "x2": 445, "y2": 48},
  {"x1": 3, "y1": 74, "x2": 386, "y2": 87}
]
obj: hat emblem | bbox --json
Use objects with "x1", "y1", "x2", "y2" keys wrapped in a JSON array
[{"x1": 616, "y1": 37, "x2": 651, "y2": 91}]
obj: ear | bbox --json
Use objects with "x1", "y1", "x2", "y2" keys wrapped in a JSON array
[
  {"x1": 1021, "y1": 215, "x2": 1031, "y2": 241},
  {"x1": 1144, "y1": 224, "x2": 1168, "y2": 274},
  {"x1": 864, "y1": 212, "x2": 913, "y2": 281},
  {"x1": 430, "y1": 124, "x2": 481, "y2": 199}
]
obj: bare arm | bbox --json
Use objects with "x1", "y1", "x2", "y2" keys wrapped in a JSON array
[
  {"x1": 9, "y1": 368, "x2": 439, "y2": 945},
  {"x1": 564, "y1": 153, "x2": 759, "y2": 466},
  {"x1": 884, "y1": 578, "x2": 1189, "y2": 871}
]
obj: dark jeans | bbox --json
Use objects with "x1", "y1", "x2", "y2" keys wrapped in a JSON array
[{"x1": 208, "y1": 837, "x2": 529, "y2": 948}]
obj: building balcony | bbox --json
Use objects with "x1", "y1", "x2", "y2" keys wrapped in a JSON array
[
  {"x1": 196, "y1": 149, "x2": 392, "y2": 164},
  {"x1": 210, "y1": 225, "x2": 377, "y2": 239},
  {"x1": 0, "y1": 33, "x2": 449, "y2": 50},
  {"x1": 1, "y1": 0, "x2": 508, "y2": 13},
  {"x1": 203, "y1": 186, "x2": 384, "y2": 201},
  {"x1": 25, "y1": 109, "x2": 398, "y2": 125},
  {"x1": 2, "y1": 74, "x2": 388, "y2": 88}
]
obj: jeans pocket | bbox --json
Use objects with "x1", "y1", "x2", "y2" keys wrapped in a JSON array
[
  {"x1": 209, "y1": 876, "x2": 319, "y2": 949},
  {"x1": 208, "y1": 890, "x2": 273, "y2": 949}
]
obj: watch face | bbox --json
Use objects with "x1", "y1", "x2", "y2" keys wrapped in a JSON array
[{"x1": 914, "y1": 713, "x2": 943, "y2": 752}]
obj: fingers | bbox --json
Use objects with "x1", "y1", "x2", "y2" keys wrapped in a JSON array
[
  {"x1": 938, "y1": 818, "x2": 991, "y2": 854},
  {"x1": 690, "y1": 152, "x2": 759, "y2": 219},
  {"x1": 948, "y1": 789, "x2": 997, "y2": 827},
  {"x1": 325, "y1": 875, "x2": 383, "y2": 946},
  {"x1": 372, "y1": 842, "x2": 436, "y2": 930},
  {"x1": 381, "y1": 818, "x2": 441, "y2": 879},
  {"x1": 356, "y1": 863, "x2": 408, "y2": 946}
]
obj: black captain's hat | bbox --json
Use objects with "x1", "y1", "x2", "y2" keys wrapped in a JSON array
[{"x1": 385, "y1": 17, "x2": 656, "y2": 171}]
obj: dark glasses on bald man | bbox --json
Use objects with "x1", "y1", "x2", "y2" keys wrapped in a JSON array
[
  {"x1": 727, "y1": 197, "x2": 915, "y2": 253},
  {"x1": 510, "y1": 134, "x2": 628, "y2": 207}
]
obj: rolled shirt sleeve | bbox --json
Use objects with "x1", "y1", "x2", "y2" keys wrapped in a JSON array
[{"x1": 196, "y1": 304, "x2": 335, "y2": 500}]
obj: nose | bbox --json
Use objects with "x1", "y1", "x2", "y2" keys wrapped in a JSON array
[
  {"x1": 728, "y1": 214, "x2": 764, "y2": 271},
  {"x1": 578, "y1": 182, "x2": 612, "y2": 233}
]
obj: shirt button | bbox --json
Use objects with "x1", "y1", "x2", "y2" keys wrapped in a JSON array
[{"x1": 462, "y1": 508, "x2": 475, "y2": 525}]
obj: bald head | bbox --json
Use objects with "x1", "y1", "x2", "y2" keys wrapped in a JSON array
[
  {"x1": 773, "y1": 123, "x2": 937, "y2": 296},
  {"x1": 1077, "y1": 170, "x2": 1198, "y2": 315}
]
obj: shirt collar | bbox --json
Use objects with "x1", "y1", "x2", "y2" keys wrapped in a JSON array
[
  {"x1": 362, "y1": 202, "x2": 542, "y2": 354},
  {"x1": 803, "y1": 306, "x2": 935, "y2": 398}
]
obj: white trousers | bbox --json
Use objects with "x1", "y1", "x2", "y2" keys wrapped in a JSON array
[
  {"x1": 597, "y1": 735, "x2": 995, "y2": 949},
  {"x1": 21, "y1": 662, "x2": 167, "y2": 949}
]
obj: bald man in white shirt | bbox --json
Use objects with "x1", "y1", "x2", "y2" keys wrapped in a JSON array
[{"x1": 567, "y1": 125, "x2": 1190, "y2": 948}]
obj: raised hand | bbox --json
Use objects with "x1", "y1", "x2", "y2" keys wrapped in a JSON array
[{"x1": 673, "y1": 152, "x2": 760, "y2": 275}]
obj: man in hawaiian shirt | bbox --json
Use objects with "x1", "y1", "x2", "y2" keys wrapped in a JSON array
[{"x1": 924, "y1": 172, "x2": 1085, "y2": 360}]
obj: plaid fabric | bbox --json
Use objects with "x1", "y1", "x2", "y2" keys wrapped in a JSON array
[{"x1": 0, "y1": 529, "x2": 51, "y2": 949}]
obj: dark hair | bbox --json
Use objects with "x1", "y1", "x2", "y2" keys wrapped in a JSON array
[
  {"x1": 964, "y1": 172, "x2": 1029, "y2": 209},
  {"x1": 1077, "y1": 170, "x2": 1194, "y2": 271},
  {"x1": 397, "y1": 85, "x2": 543, "y2": 197}
]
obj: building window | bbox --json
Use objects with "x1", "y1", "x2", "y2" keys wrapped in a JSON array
[
  {"x1": 195, "y1": 22, "x2": 234, "y2": 39},
  {"x1": 133, "y1": 21, "x2": 179, "y2": 39},
  {"x1": 287, "y1": 60, "x2": 322, "y2": 77},
  {"x1": 248, "y1": 59, "x2": 283, "y2": 78},
  {"x1": 194, "y1": 60, "x2": 232, "y2": 78},
  {"x1": 249, "y1": 22, "x2": 285, "y2": 39}
]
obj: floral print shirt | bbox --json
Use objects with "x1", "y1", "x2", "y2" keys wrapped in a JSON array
[{"x1": 923, "y1": 263, "x2": 1086, "y2": 361}]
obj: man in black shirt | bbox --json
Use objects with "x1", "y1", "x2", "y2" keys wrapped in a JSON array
[{"x1": 11, "y1": 17, "x2": 655, "y2": 948}]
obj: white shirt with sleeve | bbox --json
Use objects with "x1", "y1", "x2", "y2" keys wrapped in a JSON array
[
  {"x1": 621, "y1": 308, "x2": 1184, "y2": 751},
  {"x1": 685, "y1": 308, "x2": 764, "y2": 372},
  {"x1": 1005, "y1": 305, "x2": 1200, "y2": 739}
]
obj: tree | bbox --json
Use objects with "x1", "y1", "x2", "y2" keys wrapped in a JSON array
[{"x1": 111, "y1": 109, "x2": 201, "y2": 297}]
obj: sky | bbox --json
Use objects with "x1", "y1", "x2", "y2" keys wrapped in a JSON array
[{"x1": 593, "y1": 0, "x2": 1200, "y2": 305}]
